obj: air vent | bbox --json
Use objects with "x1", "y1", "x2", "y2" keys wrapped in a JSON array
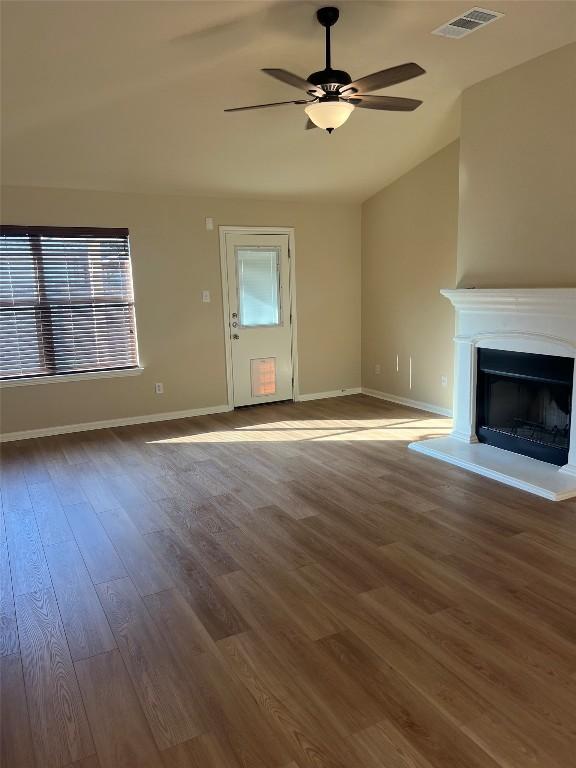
[{"x1": 432, "y1": 7, "x2": 504, "y2": 38}]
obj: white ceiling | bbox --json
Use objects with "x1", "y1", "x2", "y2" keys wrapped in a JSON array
[{"x1": 2, "y1": 1, "x2": 575, "y2": 202}]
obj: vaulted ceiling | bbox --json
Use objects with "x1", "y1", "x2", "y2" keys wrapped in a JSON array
[{"x1": 2, "y1": 1, "x2": 575, "y2": 201}]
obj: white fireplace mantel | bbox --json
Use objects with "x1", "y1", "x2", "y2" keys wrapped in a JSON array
[{"x1": 409, "y1": 288, "x2": 576, "y2": 501}]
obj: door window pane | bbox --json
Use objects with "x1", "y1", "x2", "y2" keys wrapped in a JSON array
[{"x1": 236, "y1": 248, "x2": 280, "y2": 327}]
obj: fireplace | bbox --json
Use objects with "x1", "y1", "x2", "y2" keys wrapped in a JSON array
[
  {"x1": 475, "y1": 349, "x2": 573, "y2": 466},
  {"x1": 409, "y1": 289, "x2": 576, "y2": 501}
]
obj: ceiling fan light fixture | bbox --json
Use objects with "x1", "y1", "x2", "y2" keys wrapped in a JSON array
[
  {"x1": 304, "y1": 100, "x2": 354, "y2": 132},
  {"x1": 224, "y1": 7, "x2": 425, "y2": 133}
]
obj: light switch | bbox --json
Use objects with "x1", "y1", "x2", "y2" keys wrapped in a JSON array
[
  {"x1": 205, "y1": 217, "x2": 214, "y2": 231},
  {"x1": 202, "y1": 290, "x2": 211, "y2": 303}
]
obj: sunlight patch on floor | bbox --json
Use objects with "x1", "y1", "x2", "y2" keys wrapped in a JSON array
[{"x1": 146, "y1": 417, "x2": 452, "y2": 445}]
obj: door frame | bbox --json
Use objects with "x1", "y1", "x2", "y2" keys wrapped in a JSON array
[{"x1": 218, "y1": 225, "x2": 299, "y2": 408}]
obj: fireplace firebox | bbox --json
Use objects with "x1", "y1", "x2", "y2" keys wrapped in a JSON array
[{"x1": 476, "y1": 349, "x2": 573, "y2": 466}]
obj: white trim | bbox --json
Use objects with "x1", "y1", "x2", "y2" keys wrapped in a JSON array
[
  {"x1": 218, "y1": 226, "x2": 299, "y2": 408},
  {"x1": 0, "y1": 366, "x2": 144, "y2": 389},
  {"x1": 0, "y1": 403, "x2": 232, "y2": 443},
  {"x1": 296, "y1": 387, "x2": 361, "y2": 402},
  {"x1": 126, "y1": 235, "x2": 143, "y2": 370},
  {"x1": 455, "y1": 331, "x2": 576, "y2": 357},
  {"x1": 362, "y1": 388, "x2": 452, "y2": 417},
  {"x1": 441, "y1": 288, "x2": 576, "y2": 314}
]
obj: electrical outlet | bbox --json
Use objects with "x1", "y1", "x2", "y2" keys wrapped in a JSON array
[
  {"x1": 375, "y1": 364, "x2": 381, "y2": 375},
  {"x1": 155, "y1": 382, "x2": 164, "y2": 394},
  {"x1": 441, "y1": 375, "x2": 448, "y2": 388}
]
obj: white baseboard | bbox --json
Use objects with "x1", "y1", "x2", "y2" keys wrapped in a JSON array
[
  {"x1": 295, "y1": 387, "x2": 362, "y2": 402},
  {"x1": 0, "y1": 404, "x2": 232, "y2": 443},
  {"x1": 361, "y1": 388, "x2": 452, "y2": 418},
  {"x1": 0, "y1": 387, "x2": 447, "y2": 442}
]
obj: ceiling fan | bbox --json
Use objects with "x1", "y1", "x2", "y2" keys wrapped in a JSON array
[{"x1": 224, "y1": 6, "x2": 425, "y2": 133}]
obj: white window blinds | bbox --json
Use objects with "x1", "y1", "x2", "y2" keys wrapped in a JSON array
[
  {"x1": 0, "y1": 225, "x2": 139, "y2": 380},
  {"x1": 236, "y1": 248, "x2": 281, "y2": 327}
]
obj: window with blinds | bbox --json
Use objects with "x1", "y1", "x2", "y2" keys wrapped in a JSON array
[
  {"x1": 236, "y1": 247, "x2": 281, "y2": 327},
  {"x1": 0, "y1": 225, "x2": 139, "y2": 381}
]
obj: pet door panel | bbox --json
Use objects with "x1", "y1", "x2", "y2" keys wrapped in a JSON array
[{"x1": 251, "y1": 357, "x2": 277, "y2": 396}]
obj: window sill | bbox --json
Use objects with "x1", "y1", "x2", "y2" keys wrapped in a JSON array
[{"x1": 0, "y1": 367, "x2": 144, "y2": 389}]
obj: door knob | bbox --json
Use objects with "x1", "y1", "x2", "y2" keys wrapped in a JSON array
[{"x1": 232, "y1": 334, "x2": 240, "y2": 340}]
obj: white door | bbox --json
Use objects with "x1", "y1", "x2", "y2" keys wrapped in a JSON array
[{"x1": 224, "y1": 232, "x2": 294, "y2": 407}]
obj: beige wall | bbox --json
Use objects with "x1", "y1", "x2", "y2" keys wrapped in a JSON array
[
  {"x1": 361, "y1": 142, "x2": 459, "y2": 411},
  {"x1": 3, "y1": 46, "x2": 574, "y2": 433},
  {"x1": 361, "y1": 44, "x2": 576, "y2": 412},
  {"x1": 0, "y1": 187, "x2": 361, "y2": 434},
  {"x1": 457, "y1": 43, "x2": 576, "y2": 288}
]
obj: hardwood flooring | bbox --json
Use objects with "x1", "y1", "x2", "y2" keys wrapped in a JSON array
[{"x1": 1, "y1": 394, "x2": 576, "y2": 767}]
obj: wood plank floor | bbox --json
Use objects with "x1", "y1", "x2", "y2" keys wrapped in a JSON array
[{"x1": 2, "y1": 394, "x2": 576, "y2": 768}]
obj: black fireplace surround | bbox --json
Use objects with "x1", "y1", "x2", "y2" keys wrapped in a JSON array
[{"x1": 476, "y1": 348, "x2": 573, "y2": 466}]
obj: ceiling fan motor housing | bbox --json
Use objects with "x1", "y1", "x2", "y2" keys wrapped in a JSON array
[{"x1": 307, "y1": 68, "x2": 352, "y2": 92}]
